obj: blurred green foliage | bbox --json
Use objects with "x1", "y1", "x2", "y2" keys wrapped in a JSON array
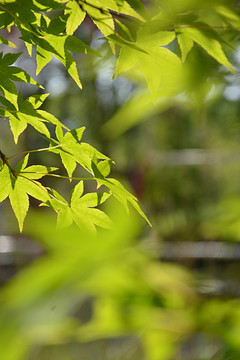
[
  {"x1": 1, "y1": 0, "x2": 240, "y2": 359},
  {"x1": 0, "y1": 207, "x2": 239, "y2": 360}
]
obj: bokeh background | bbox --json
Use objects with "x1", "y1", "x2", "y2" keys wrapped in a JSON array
[{"x1": 0, "y1": 1, "x2": 240, "y2": 359}]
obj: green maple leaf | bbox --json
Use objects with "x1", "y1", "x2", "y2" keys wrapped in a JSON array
[
  {"x1": 0, "y1": 34, "x2": 16, "y2": 47},
  {"x1": 177, "y1": 23, "x2": 235, "y2": 72},
  {"x1": 70, "y1": 181, "x2": 112, "y2": 232},
  {"x1": 78, "y1": 0, "x2": 115, "y2": 52},
  {"x1": 56, "y1": 126, "x2": 85, "y2": 178},
  {"x1": 1, "y1": 154, "x2": 57, "y2": 232},
  {"x1": 91, "y1": 157, "x2": 151, "y2": 226},
  {"x1": 45, "y1": 182, "x2": 111, "y2": 232},
  {"x1": 65, "y1": 0, "x2": 144, "y2": 53},
  {"x1": 34, "y1": 32, "x2": 100, "y2": 87},
  {"x1": 65, "y1": 0, "x2": 143, "y2": 38},
  {"x1": 1, "y1": 0, "x2": 63, "y2": 31},
  {"x1": 177, "y1": 31, "x2": 194, "y2": 62},
  {"x1": 98, "y1": 0, "x2": 143, "y2": 20},
  {"x1": 65, "y1": 0, "x2": 86, "y2": 35},
  {"x1": 5, "y1": 93, "x2": 64, "y2": 143},
  {"x1": 215, "y1": 4, "x2": 240, "y2": 29},
  {"x1": 0, "y1": 165, "x2": 12, "y2": 202},
  {"x1": 0, "y1": 52, "x2": 41, "y2": 105},
  {"x1": 96, "y1": 177, "x2": 151, "y2": 226},
  {"x1": 0, "y1": 51, "x2": 43, "y2": 115},
  {"x1": 0, "y1": 7, "x2": 14, "y2": 29},
  {"x1": 17, "y1": 10, "x2": 100, "y2": 88},
  {"x1": 112, "y1": 27, "x2": 181, "y2": 101},
  {"x1": 49, "y1": 127, "x2": 110, "y2": 178},
  {"x1": 9, "y1": 178, "x2": 30, "y2": 233}
]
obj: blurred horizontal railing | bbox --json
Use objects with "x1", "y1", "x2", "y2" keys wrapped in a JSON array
[
  {"x1": 159, "y1": 240, "x2": 240, "y2": 260},
  {"x1": 148, "y1": 149, "x2": 240, "y2": 166},
  {"x1": 0, "y1": 235, "x2": 239, "y2": 297}
]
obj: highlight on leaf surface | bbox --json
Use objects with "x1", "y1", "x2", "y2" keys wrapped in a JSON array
[
  {"x1": 0, "y1": 154, "x2": 58, "y2": 232},
  {"x1": 0, "y1": 0, "x2": 238, "y2": 235},
  {"x1": 41, "y1": 181, "x2": 112, "y2": 233},
  {"x1": 0, "y1": 120, "x2": 151, "y2": 231}
]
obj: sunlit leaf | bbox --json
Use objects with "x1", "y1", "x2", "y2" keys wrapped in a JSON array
[
  {"x1": 177, "y1": 31, "x2": 194, "y2": 61},
  {"x1": 182, "y1": 24, "x2": 235, "y2": 72},
  {"x1": 65, "y1": 0, "x2": 86, "y2": 35}
]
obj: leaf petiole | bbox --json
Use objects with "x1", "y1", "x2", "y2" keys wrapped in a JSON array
[
  {"x1": 0, "y1": 150, "x2": 17, "y2": 177},
  {"x1": 19, "y1": 171, "x2": 95, "y2": 181},
  {"x1": 8, "y1": 145, "x2": 63, "y2": 160},
  {"x1": 18, "y1": 173, "x2": 68, "y2": 206}
]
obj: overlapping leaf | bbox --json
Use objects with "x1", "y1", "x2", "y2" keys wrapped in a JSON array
[
  {"x1": 176, "y1": 24, "x2": 235, "y2": 72},
  {"x1": 96, "y1": 177, "x2": 151, "y2": 226},
  {"x1": 0, "y1": 154, "x2": 57, "y2": 231},
  {"x1": 3, "y1": 93, "x2": 64, "y2": 143},
  {"x1": 47, "y1": 126, "x2": 110, "y2": 178},
  {"x1": 30, "y1": 31, "x2": 100, "y2": 88},
  {"x1": 0, "y1": 35, "x2": 16, "y2": 47},
  {"x1": 44, "y1": 181, "x2": 112, "y2": 232},
  {"x1": 45, "y1": 127, "x2": 150, "y2": 226},
  {"x1": 0, "y1": 0, "x2": 165, "y2": 231},
  {"x1": 34, "y1": 32, "x2": 100, "y2": 88},
  {"x1": 65, "y1": 0, "x2": 86, "y2": 35},
  {"x1": 215, "y1": 4, "x2": 240, "y2": 29},
  {"x1": 65, "y1": 0, "x2": 143, "y2": 38},
  {"x1": 113, "y1": 24, "x2": 182, "y2": 101},
  {"x1": 0, "y1": 52, "x2": 41, "y2": 107},
  {"x1": 0, "y1": 164, "x2": 12, "y2": 203},
  {"x1": 0, "y1": 1, "x2": 100, "y2": 89}
]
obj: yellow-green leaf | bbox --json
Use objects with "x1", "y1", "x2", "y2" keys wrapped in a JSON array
[
  {"x1": 9, "y1": 114, "x2": 27, "y2": 143},
  {"x1": 60, "y1": 151, "x2": 77, "y2": 179},
  {"x1": 0, "y1": 166, "x2": 12, "y2": 202},
  {"x1": 36, "y1": 46, "x2": 53, "y2": 75},
  {"x1": 57, "y1": 206, "x2": 73, "y2": 228},
  {"x1": 183, "y1": 26, "x2": 235, "y2": 72},
  {"x1": 177, "y1": 31, "x2": 194, "y2": 62},
  {"x1": 70, "y1": 180, "x2": 84, "y2": 205},
  {"x1": 9, "y1": 180, "x2": 29, "y2": 232},
  {"x1": 65, "y1": 0, "x2": 86, "y2": 35}
]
